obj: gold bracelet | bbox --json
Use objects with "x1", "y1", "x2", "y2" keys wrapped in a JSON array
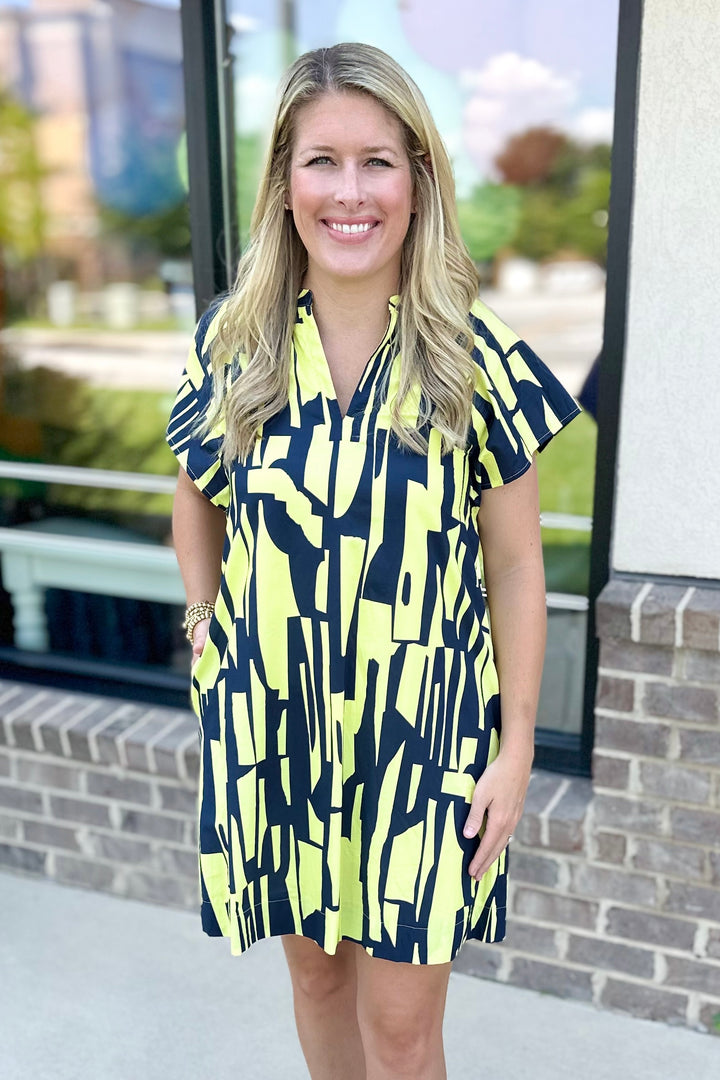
[{"x1": 182, "y1": 601, "x2": 215, "y2": 643}]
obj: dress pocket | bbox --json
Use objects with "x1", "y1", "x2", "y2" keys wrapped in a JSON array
[{"x1": 189, "y1": 606, "x2": 223, "y2": 699}]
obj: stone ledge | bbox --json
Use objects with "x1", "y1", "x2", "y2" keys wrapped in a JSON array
[
  {"x1": 514, "y1": 773, "x2": 592, "y2": 853},
  {"x1": 0, "y1": 681, "x2": 198, "y2": 781},
  {"x1": 596, "y1": 581, "x2": 720, "y2": 653}
]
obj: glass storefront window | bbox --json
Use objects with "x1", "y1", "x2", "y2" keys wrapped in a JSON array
[
  {"x1": 0, "y1": 0, "x2": 189, "y2": 687},
  {"x1": 227, "y1": 0, "x2": 619, "y2": 735},
  {"x1": 0, "y1": 0, "x2": 621, "y2": 749}
]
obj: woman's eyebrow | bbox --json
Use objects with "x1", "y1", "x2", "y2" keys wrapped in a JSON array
[{"x1": 299, "y1": 144, "x2": 400, "y2": 155}]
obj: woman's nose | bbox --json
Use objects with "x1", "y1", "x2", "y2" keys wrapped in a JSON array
[{"x1": 335, "y1": 164, "x2": 364, "y2": 206}]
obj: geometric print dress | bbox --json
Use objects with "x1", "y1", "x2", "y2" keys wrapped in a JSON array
[{"x1": 166, "y1": 289, "x2": 580, "y2": 965}]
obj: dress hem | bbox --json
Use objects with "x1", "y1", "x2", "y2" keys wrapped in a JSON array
[{"x1": 199, "y1": 896, "x2": 508, "y2": 965}]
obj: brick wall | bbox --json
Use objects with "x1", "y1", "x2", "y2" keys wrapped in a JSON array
[
  {"x1": 457, "y1": 580, "x2": 720, "y2": 1035},
  {"x1": 0, "y1": 683, "x2": 200, "y2": 907},
  {"x1": 1, "y1": 579, "x2": 719, "y2": 1035}
]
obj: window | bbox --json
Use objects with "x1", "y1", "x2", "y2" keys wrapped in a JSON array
[
  {"x1": 224, "y1": 0, "x2": 621, "y2": 770},
  {"x1": 0, "y1": 0, "x2": 630, "y2": 773},
  {"x1": 0, "y1": 0, "x2": 190, "y2": 703}
]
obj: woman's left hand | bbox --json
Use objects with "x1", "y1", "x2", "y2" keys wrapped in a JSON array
[
  {"x1": 190, "y1": 617, "x2": 212, "y2": 671},
  {"x1": 463, "y1": 748, "x2": 533, "y2": 879}
]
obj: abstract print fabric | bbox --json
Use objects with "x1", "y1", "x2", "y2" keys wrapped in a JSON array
[{"x1": 166, "y1": 290, "x2": 580, "y2": 964}]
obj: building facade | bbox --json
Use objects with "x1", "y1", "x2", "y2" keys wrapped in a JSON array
[{"x1": 0, "y1": 0, "x2": 718, "y2": 1034}]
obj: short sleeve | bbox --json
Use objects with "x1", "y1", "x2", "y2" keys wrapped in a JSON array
[
  {"x1": 165, "y1": 297, "x2": 231, "y2": 508},
  {"x1": 469, "y1": 298, "x2": 582, "y2": 489}
]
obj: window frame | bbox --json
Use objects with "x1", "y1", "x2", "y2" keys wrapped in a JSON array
[{"x1": 572, "y1": 0, "x2": 643, "y2": 776}]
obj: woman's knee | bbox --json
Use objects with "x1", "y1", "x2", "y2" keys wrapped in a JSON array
[
  {"x1": 362, "y1": 1013, "x2": 437, "y2": 1064},
  {"x1": 282, "y1": 936, "x2": 357, "y2": 1003},
  {"x1": 355, "y1": 955, "x2": 450, "y2": 1069}
]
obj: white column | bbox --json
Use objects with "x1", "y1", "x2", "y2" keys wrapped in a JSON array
[{"x1": 612, "y1": 0, "x2": 720, "y2": 580}]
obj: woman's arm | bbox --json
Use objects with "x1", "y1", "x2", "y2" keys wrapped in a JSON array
[
  {"x1": 171, "y1": 467, "x2": 227, "y2": 666},
  {"x1": 463, "y1": 459, "x2": 547, "y2": 879}
]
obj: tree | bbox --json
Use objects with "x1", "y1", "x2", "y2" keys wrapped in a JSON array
[
  {"x1": 0, "y1": 92, "x2": 47, "y2": 258},
  {"x1": 494, "y1": 127, "x2": 568, "y2": 187},
  {"x1": 456, "y1": 183, "x2": 522, "y2": 263},
  {"x1": 495, "y1": 126, "x2": 612, "y2": 266},
  {"x1": 511, "y1": 190, "x2": 564, "y2": 263},
  {"x1": 98, "y1": 200, "x2": 191, "y2": 262},
  {"x1": 236, "y1": 132, "x2": 265, "y2": 249},
  {"x1": 561, "y1": 167, "x2": 611, "y2": 264},
  {"x1": 0, "y1": 91, "x2": 48, "y2": 325}
]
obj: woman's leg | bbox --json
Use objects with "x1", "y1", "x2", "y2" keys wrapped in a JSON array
[
  {"x1": 281, "y1": 935, "x2": 367, "y2": 1080},
  {"x1": 354, "y1": 948, "x2": 453, "y2": 1080}
]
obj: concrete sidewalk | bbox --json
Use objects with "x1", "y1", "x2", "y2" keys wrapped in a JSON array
[{"x1": 0, "y1": 871, "x2": 715, "y2": 1080}]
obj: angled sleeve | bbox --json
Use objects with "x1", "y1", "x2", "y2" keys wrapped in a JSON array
[
  {"x1": 469, "y1": 298, "x2": 582, "y2": 489},
  {"x1": 165, "y1": 298, "x2": 231, "y2": 508}
]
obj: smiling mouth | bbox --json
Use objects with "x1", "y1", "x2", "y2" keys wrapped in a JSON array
[{"x1": 323, "y1": 220, "x2": 379, "y2": 235}]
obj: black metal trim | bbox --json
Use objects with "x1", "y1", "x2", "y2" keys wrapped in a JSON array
[
  {"x1": 0, "y1": 647, "x2": 191, "y2": 709},
  {"x1": 574, "y1": 0, "x2": 644, "y2": 777},
  {"x1": 180, "y1": 0, "x2": 237, "y2": 314},
  {"x1": 533, "y1": 729, "x2": 587, "y2": 778}
]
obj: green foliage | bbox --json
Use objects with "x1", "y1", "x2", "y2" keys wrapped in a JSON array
[
  {"x1": 236, "y1": 132, "x2": 266, "y2": 249},
  {"x1": 498, "y1": 128, "x2": 612, "y2": 266},
  {"x1": 543, "y1": 542, "x2": 590, "y2": 595},
  {"x1": 456, "y1": 183, "x2": 522, "y2": 262},
  {"x1": 563, "y1": 168, "x2": 611, "y2": 264},
  {"x1": 3, "y1": 351, "x2": 598, "y2": 595},
  {"x1": 537, "y1": 410, "x2": 597, "y2": 518},
  {"x1": 513, "y1": 166, "x2": 610, "y2": 264},
  {"x1": 511, "y1": 190, "x2": 564, "y2": 262},
  {"x1": 0, "y1": 91, "x2": 47, "y2": 259},
  {"x1": 541, "y1": 138, "x2": 611, "y2": 196},
  {"x1": 4, "y1": 362, "x2": 175, "y2": 517},
  {"x1": 47, "y1": 379, "x2": 175, "y2": 516},
  {"x1": 538, "y1": 411, "x2": 597, "y2": 594},
  {"x1": 98, "y1": 200, "x2": 191, "y2": 261}
]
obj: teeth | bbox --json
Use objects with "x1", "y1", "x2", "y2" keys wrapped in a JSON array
[{"x1": 329, "y1": 222, "x2": 373, "y2": 234}]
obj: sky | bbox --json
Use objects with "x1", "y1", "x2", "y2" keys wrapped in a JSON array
[
  {"x1": 230, "y1": 0, "x2": 619, "y2": 193},
  {"x1": 0, "y1": 1, "x2": 620, "y2": 193}
]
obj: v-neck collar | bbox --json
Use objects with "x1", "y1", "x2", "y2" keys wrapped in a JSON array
[{"x1": 295, "y1": 289, "x2": 400, "y2": 422}]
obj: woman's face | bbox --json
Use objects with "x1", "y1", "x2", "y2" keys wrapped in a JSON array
[{"x1": 287, "y1": 91, "x2": 415, "y2": 294}]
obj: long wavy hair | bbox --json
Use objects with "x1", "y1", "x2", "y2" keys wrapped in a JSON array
[{"x1": 207, "y1": 42, "x2": 480, "y2": 462}]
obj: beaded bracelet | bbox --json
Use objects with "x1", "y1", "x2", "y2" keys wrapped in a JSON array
[{"x1": 182, "y1": 601, "x2": 215, "y2": 644}]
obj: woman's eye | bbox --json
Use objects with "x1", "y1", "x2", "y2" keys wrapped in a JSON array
[
  {"x1": 307, "y1": 155, "x2": 332, "y2": 166},
  {"x1": 368, "y1": 158, "x2": 392, "y2": 167}
]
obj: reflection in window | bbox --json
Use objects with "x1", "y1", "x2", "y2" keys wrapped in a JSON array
[
  {"x1": 0, "y1": 1, "x2": 189, "y2": 678},
  {"x1": 228, "y1": 0, "x2": 619, "y2": 733}
]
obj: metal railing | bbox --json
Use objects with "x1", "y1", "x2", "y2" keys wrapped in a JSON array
[
  {"x1": 0, "y1": 460, "x2": 591, "y2": 654},
  {"x1": 0, "y1": 461, "x2": 177, "y2": 495}
]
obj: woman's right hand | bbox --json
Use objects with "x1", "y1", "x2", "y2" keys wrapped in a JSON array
[{"x1": 191, "y1": 617, "x2": 212, "y2": 671}]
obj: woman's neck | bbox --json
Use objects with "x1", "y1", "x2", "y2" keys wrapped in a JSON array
[{"x1": 304, "y1": 273, "x2": 398, "y2": 339}]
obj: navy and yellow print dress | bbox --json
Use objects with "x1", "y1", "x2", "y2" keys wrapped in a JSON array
[{"x1": 166, "y1": 290, "x2": 580, "y2": 965}]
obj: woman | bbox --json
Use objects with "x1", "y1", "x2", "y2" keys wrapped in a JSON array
[{"x1": 168, "y1": 42, "x2": 579, "y2": 1080}]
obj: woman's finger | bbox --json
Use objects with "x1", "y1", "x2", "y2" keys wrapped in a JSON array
[
  {"x1": 468, "y1": 807, "x2": 514, "y2": 877},
  {"x1": 190, "y1": 617, "x2": 212, "y2": 669},
  {"x1": 463, "y1": 776, "x2": 490, "y2": 840},
  {"x1": 469, "y1": 833, "x2": 511, "y2": 879}
]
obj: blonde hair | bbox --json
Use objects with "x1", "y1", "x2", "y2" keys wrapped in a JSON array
[{"x1": 208, "y1": 42, "x2": 479, "y2": 462}]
